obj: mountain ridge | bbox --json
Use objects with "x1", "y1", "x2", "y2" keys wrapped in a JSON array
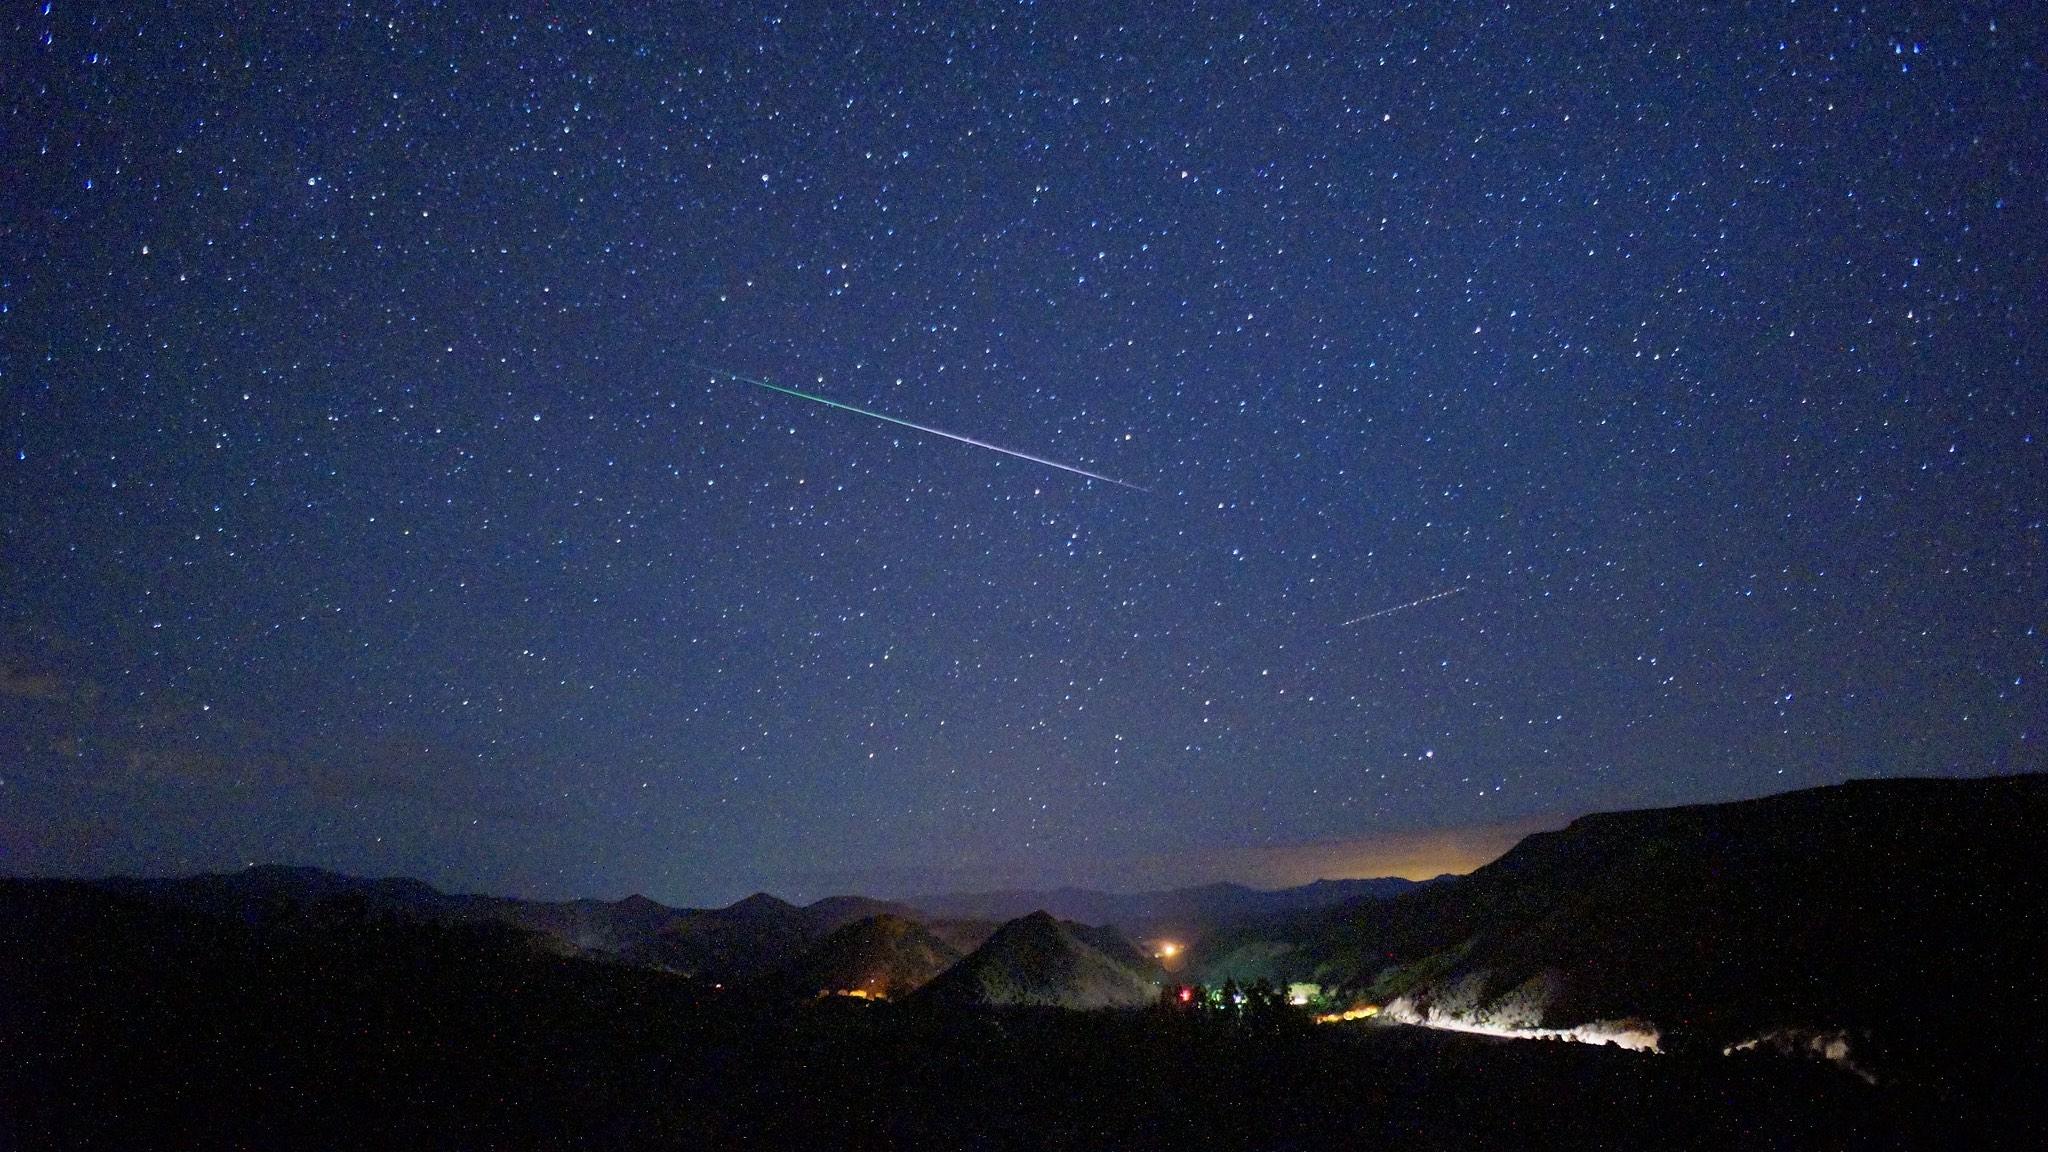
[
  {"x1": 909, "y1": 875, "x2": 1431, "y2": 931},
  {"x1": 1190, "y1": 772, "x2": 2047, "y2": 1086}
]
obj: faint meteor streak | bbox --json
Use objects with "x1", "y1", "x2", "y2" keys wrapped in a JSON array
[
  {"x1": 692, "y1": 363, "x2": 1148, "y2": 492},
  {"x1": 1340, "y1": 585, "x2": 1467, "y2": 627}
]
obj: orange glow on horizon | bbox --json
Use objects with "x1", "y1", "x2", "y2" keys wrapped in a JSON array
[{"x1": 1127, "y1": 818, "x2": 1566, "y2": 890}]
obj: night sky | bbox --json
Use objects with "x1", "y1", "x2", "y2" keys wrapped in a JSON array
[{"x1": 4, "y1": 3, "x2": 2042, "y2": 904}]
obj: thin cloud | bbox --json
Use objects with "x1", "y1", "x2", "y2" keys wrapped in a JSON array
[{"x1": 0, "y1": 662, "x2": 100, "y2": 708}]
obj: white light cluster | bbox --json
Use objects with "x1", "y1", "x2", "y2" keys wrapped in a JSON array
[{"x1": 1382, "y1": 995, "x2": 1663, "y2": 1053}]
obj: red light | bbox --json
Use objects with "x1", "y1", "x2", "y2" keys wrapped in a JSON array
[{"x1": 1178, "y1": 988, "x2": 1192, "y2": 1003}]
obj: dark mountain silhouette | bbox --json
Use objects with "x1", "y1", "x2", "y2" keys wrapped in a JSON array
[
  {"x1": 97, "y1": 864, "x2": 452, "y2": 917},
  {"x1": 84, "y1": 867, "x2": 1427, "y2": 983},
  {"x1": 1193, "y1": 774, "x2": 2047, "y2": 1087},
  {"x1": 85, "y1": 869, "x2": 913, "y2": 983},
  {"x1": 778, "y1": 913, "x2": 964, "y2": 998},
  {"x1": 4, "y1": 876, "x2": 1959, "y2": 1149},
  {"x1": 915, "y1": 910, "x2": 1159, "y2": 1009},
  {"x1": 913, "y1": 877, "x2": 1427, "y2": 933},
  {"x1": 485, "y1": 892, "x2": 682, "y2": 953},
  {"x1": 8, "y1": 774, "x2": 2045, "y2": 1143},
  {"x1": 799, "y1": 894, "x2": 923, "y2": 935},
  {"x1": 60, "y1": 772, "x2": 2048, "y2": 1093},
  {"x1": 618, "y1": 892, "x2": 814, "y2": 980}
]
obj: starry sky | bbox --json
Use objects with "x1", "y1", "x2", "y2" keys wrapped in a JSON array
[{"x1": 3, "y1": 2, "x2": 2042, "y2": 904}]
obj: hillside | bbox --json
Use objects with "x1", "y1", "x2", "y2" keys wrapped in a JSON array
[
  {"x1": 1195, "y1": 774, "x2": 2047, "y2": 1086},
  {"x1": 779, "y1": 914, "x2": 963, "y2": 998},
  {"x1": 916, "y1": 911, "x2": 1159, "y2": 1010}
]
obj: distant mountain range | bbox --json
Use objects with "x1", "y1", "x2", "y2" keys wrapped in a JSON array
[
  {"x1": 40, "y1": 772, "x2": 2046, "y2": 1080},
  {"x1": 93, "y1": 868, "x2": 920, "y2": 983},
  {"x1": 908, "y1": 876, "x2": 1433, "y2": 935},
  {"x1": 80, "y1": 862, "x2": 1418, "y2": 1003}
]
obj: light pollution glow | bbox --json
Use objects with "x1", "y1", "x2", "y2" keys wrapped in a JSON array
[
  {"x1": 1145, "y1": 818, "x2": 1565, "y2": 890},
  {"x1": 761, "y1": 818, "x2": 1563, "y2": 901}
]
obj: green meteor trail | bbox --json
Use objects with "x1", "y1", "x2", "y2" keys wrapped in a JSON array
[{"x1": 694, "y1": 363, "x2": 1149, "y2": 492}]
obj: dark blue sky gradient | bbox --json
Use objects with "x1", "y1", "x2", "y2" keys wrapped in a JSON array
[{"x1": 3, "y1": 2, "x2": 2042, "y2": 903}]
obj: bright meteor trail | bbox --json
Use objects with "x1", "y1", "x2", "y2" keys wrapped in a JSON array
[
  {"x1": 1341, "y1": 585, "x2": 1467, "y2": 627},
  {"x1": 694, "y1": 363, "x2": 1149, "y2": 492}
]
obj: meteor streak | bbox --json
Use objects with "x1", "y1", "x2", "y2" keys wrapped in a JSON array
[
  {"x1": 693, "y1": 363, "x2": 1148, "y2": 492},
  {"x1": 1340, "y1": 585, "x2": 1466, "y2": 627}
]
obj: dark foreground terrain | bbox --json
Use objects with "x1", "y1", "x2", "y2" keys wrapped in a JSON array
[
  {"x1": 1199, "y1": 774, "x2": 2048, "y2": 1074},
  {"x1": 0, "y1": 881, "x2": 2016, "y2": 1150}
]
